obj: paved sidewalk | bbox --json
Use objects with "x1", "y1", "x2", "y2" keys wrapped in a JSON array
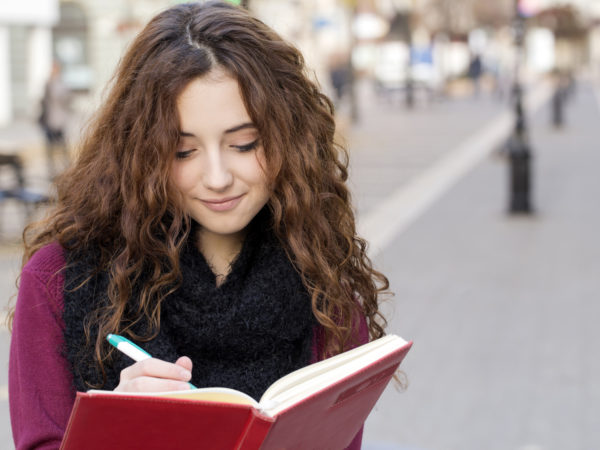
[
  {"x1": 347, "y1": 82, "x2": 507, "y2": 218},
  {"x1": 361, "y1": 79, "x2": 600, "y2": 450}
]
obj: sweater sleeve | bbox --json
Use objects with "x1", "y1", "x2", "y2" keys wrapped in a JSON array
[{"x1": 9, "y1": 243, "x2": 75, "y2": 450}]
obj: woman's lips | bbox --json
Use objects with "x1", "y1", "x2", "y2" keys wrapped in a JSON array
[{"x1": 199, "y1": 194, "x2": 244, "y2": 212}]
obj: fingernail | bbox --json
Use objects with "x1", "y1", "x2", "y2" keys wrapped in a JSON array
[
  {"x1": 179, "y1": 382, "x2": 192, "y2": 390},
  {"x1": 180, "y1": 370, "x2": 192, "y2": 380}
]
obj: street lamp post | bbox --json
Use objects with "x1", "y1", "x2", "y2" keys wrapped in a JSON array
[
  {"x1": 507, "y1": 0, "x2": 533, "y2": 214},
  {"x1": 405, "y1": 0, "x2": 415, "y2": 108},
  {"x1": 349, "y1": 2, "x2": 359, "y2": 123},
  {"x1": 552, "y1": 73, "x2": 565, "y2": 128}
]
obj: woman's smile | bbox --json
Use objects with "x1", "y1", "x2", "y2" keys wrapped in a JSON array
[{"x1": 198, "y1": 194, "x2": 245, "y2": 212}]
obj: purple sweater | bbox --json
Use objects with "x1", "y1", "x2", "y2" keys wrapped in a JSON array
[{"x1": 9, "y1": 242, "x2": 367, "y2": 449}]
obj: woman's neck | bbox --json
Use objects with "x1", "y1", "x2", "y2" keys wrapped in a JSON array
[{"x1": 196, "y1": 228, "x2": 246, "y2": 286}]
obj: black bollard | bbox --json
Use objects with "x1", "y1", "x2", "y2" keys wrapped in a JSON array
[
  {"x1": 507, "y1": 93, "x2": 533, "y2": 214},
  {"x1": 508, "y1": 135, "x2": 533, "y2": 213}
]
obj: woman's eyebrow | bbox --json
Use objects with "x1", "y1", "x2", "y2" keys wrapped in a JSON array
[
  {"x1": 179, "y1": 122, "x2": 256, "y2": 138},
  {"x1": 224, "y1": 122, "x2": 256, "y2": 134}
]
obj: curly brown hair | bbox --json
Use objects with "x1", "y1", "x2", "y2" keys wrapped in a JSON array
[{"x1": 11, "y1": 1, "x2": 389, "y2": 368}]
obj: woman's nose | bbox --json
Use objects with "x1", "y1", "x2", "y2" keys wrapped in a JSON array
[{"x1": 202, "y1": 150, "x2": 233, "y2": 191}]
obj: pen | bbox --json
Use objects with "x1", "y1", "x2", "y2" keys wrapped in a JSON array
[
  {"x1": 107, "y1": 333, "x2": 196, "y2": 389},
  {"x1": 107, "y1": 334, "x2": 152, "y2": 361}
]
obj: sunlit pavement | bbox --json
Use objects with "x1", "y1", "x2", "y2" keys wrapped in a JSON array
[{"x1": 0, "y1": 78, "x2": 598, "y2": 449}]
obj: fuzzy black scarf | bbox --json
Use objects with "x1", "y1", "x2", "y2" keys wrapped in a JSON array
[{"x1": 62, "y1": 216, "x2": 315, "y2": 400}]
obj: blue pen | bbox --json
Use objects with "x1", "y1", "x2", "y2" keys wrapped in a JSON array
[{"x1": 107, "y1": 334, "x2": 196, "y2": 389}]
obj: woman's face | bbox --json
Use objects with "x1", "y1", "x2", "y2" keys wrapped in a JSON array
[{"x1": 171, "y1": 70, "x2": 270, "y2": 239}]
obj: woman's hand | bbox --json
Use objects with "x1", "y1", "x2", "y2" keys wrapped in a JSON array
[{"x1": 114, "y1": 356, "x2": 193, "y2": 392}]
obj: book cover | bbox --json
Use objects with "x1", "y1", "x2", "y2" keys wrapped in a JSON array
[{"x1": 60, "y1": 335, "x2": 412, "y2": 450}]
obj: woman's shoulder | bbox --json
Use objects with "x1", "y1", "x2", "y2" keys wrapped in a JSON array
[
  {"x1": 23, "y1": 241, "x2": 66, "y2": 276},
  {"x1": 18, "y1": 242, "x2": 66, "y2": 324}
]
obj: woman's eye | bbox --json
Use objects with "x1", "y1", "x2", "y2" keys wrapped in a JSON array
[
  {"x1": 233, "y1": 139, "x2": 259, "y2": 152},
  {"x1": 175, "y1": 149, "x2": 195, "y2": 159}
]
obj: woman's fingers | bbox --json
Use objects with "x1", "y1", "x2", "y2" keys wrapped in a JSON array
[
  {"x1": 115, "y1": 357, "x2": 193, "y2": 392},
  {"x1": 175, "y1": 356, "x2": 193, "y2": 372},
  {"x1": 115, "y1": 376, "x2": 192, "y2": 393},
  {"x1": 120, "y1": 358, "x2": 192, "y2": 381}
]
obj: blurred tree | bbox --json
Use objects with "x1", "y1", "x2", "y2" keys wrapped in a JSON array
[
  {"x1": 422, "y1": 0, "x2": 513, "y2": 35},
  {"x1": 472, "y1": 0, "x2": 513, "y2": 28},
  {"x1": 530, "y1": 5, "x2": 588, "y2": 72},
  {"x1": 532, "y1": 6, "x2": 587, "y2": 39},
  {"x1": 225, "y1": 0, "x2": 249, "y2": 8},
  {"x1": 422, "y1": 0, "x2": 474, "y2": 37}
]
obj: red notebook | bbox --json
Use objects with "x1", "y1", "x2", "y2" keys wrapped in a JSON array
[{"x1": 60, "y1": 334, "x2": 412, "y2": 450}]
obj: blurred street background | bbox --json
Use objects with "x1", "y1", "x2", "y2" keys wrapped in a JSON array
[{"x1": 1, "y1": 0, "x2": 600, "y2": 449}]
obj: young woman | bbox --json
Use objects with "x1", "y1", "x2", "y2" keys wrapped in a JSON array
[{"x1": 8, "y1": 2, "x2": 389, "y2": 448}]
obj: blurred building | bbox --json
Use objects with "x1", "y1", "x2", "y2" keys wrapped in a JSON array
[
  {"x1": 1, "y1": 0, "x2": 197, "y2": 129},
  {"x1": 49, "y1": 0, "x2": 177, "y2": 106},
  {"x1": 365, "y1": 0, "x2": 599, "y2": 94},
  {"x1": 2, "y1": 0, "x2": 599, "y2": 129},
  {"x1": 0, "y1": 1, "x2": 59, "y2": 127},
  {"x1": 1, "y1": 0, "x2": 352, "y2": 128}
]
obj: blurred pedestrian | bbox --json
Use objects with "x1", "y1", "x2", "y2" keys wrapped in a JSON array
[
  {"x1": 328, "y1": 53, "x2": 352, "y2": 106},
  {"x1": 8, "y1": 2, "x2": 390, "y2": 449},
  {"x1": 468, "y1": 54, "x2": 483, "y2": 97},
  {"x1": 38, "y1": 61, "x2": 71, "y2": 178}
]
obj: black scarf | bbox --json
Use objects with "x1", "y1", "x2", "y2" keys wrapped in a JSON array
[{"x1": 62, "y1": 215, "x2": 315, "y2": 400}]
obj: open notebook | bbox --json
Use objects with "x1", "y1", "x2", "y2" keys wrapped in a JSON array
[{"x1": 61, "y1": 334, "x2": 412, "y2": 450}]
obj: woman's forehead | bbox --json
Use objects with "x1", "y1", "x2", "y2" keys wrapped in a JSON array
[{"x1": 177, "y1": 73, "x2": 254, "y2": 136}]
